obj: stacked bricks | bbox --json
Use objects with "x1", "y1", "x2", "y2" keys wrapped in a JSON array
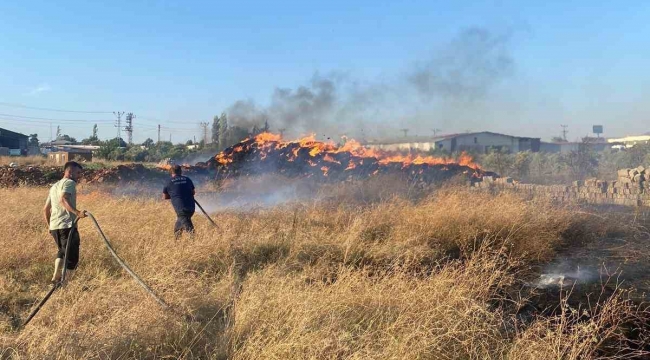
[{"x1": 472, "y1": 166, "x2": 650, "y2": 207}]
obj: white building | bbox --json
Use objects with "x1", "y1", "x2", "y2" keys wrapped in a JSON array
[{"x1": 607, "y1": 135, "x2": 650, "y2": 148}]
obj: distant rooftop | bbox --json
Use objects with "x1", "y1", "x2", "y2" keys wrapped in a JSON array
[{"x1": 365, "y1": 131, "x2": 539, "y2": 145}]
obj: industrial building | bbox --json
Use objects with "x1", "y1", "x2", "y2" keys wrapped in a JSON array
[
  {"x1": 0, "y1": 128, "x2": 29, "y2": 155},
  {"x1": 365, "y1": 132, "x2": 541, "y2": 154},
  {"x1": 433, "y1": 132, "x2": 540, "y2": 153}
]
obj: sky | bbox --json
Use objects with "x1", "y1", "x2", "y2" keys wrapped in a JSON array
[{"x1": 0, "y1": 0, "x2": 649, "y2": 144}]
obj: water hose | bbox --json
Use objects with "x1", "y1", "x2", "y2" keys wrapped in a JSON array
[
  {"x1": 85, "y1": 212, "x2": 169, "y2": 309},
  {"x1": 195, "y1": 199, "x2": 219, "y2": 229},
  {"x1": 22, "y1": 212, "x2": 169, "y2": 327},
  {"x1": 23, "y1": 218, "x2": 80, "y2": 327}
]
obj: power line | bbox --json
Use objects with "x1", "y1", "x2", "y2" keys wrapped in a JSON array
[
  {"x1": 200, "y1": 122, "x2": 209, "y2": 144},
  {"x1": 0, "y1": 113, "x2": 114, "y2": 122},
  {"x1": 125, "y1": 113, "x2": 135, "y2": 145},
  {"x1": 0, "y1": 101, "x2": 112, "y2": 114},
  {"x1": 114, "y1": 111, "x2": 125, "y2": 140}
]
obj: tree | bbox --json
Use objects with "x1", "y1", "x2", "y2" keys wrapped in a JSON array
[
  {"x1": 211, "y1": 115, "x2": 220, "y2": 144},
  {"x1": 218, "y1": 112, "x2": 228, "y2": 149},
  {"x1": 60, "y1": 135, "x2": 77, "y2": 143},
  {"x1": 186, "y1": 139, "x2": 194, "y2": 146},
  {"x1": 561, "y1": 138, "x2": 598, "y2": 179},
  {"x1": 96, "y1": 138, "x2": 126, "y2": 160},
  {"x1": 142, "y1": 138, "x2": 155, "y2": 148},
  {"x1": 81, "y1": 124, "x2": 100, "y2": 145},
  {"x1": 225, "y1": 126, "x2": 249, "y2": 148},
  {"x1": 28, "y1": 134, "x2": 39, "y2": 147}
]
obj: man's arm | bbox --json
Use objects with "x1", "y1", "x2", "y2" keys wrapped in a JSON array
[
  {"x1": 163, "y1": 186, "x2": 170, "y2": 200},
  {"x1": 60, "y1": 193, "x2": 86, "y2": 218},
  {"x1": 43, "y1": 196, "x2": 52, "y2": 227}
]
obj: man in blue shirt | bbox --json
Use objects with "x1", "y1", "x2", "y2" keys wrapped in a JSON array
[{"x1": 163, "y1": 165, "x2": 196, "y2": 239}]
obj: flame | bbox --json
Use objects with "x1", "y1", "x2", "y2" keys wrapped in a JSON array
[
  {"x1": 207, "y1": 132, "x2": 481, "y2": 178},
  {"x1": 323, "y1": 154, "x2": 340, "y2": 164}
]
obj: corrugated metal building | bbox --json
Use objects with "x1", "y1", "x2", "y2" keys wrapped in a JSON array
[
  {"x1": 0, "y1": 128, "x2": 29, "y2": 155},
  {"x1": 366, "y1": 132, "x2": 541, "y2": 154},
  {"x1": 433, "y1": 132, "x2": 540, "y2": 153}
]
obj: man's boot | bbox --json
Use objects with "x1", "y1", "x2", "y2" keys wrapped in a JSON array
[{"x1": 51, "y1": 258, "x2": 62, "y2": 283}]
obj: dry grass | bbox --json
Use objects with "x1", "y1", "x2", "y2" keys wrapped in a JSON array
[
  {"x1": 0, "y1": 156, "x2": 52, "y2": 166},
  {"x1": 0, "y1": 183, "x2": 647, "y2": 359}
]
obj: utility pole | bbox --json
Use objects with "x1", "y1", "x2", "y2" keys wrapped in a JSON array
[
  {"x1": 169, "y1": 133, "x2": 172, "y2": 143},
  {"x1": 125, "y1": 113, "x2": 135, "y2": 145},
  {"x1": 400, "y1": 128, "x2": 409, "y2": 137},
  {"x1": 157, "y1": 125, "x2": 161, "y2": 144},
  {"x1": 278, "y1": 128, "x2": 286, "y2": 137},
  {"x1": 113, "y1": 111, "x2": 124, "y2": 140},
  {"x1": 561, "y1": 125, "x2": 568, "y2": 141},
  {"x1": 431, "y1": 128, "x2": 441, "y2": 137},
  {"x1": 199, "y1": 122, "x2": 209, "y2": 145}
]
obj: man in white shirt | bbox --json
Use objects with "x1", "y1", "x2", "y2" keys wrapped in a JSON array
[{"x1": 43, "y1": 161, "x2": 86, "y2": 283}]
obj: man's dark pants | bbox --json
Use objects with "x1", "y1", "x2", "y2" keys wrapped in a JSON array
[
  {"x1": 175, "y1": 211, "x2": 195, "y2": 239},
  {"x1": 50, "y1": 227, "x2": 80, "y2": 270}
]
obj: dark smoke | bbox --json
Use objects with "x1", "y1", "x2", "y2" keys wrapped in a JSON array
[
  {"x1": 268, "y1": 74, "x2": 338, "y2": 131},
  {"x1": 225, "y1": 26, "x2": 515, "y2": 138},
  {"x1": 408, "y1": 27, "x2": 514, "y2": 101},
  {"x1": 227, "y1": 99, "x2": 268, "y2": 129}
]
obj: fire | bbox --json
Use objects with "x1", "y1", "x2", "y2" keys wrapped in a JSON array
[{"x1": 201, "y1": 132, "x2": 485, "y2": 180}]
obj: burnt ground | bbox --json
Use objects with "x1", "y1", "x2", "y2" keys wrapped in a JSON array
[
  {"x1": 514, "y1": 205, "x2": 650, "y2": 349},
  {"x1": 540, "y1": 205, "x2": 650, "y2": 301}
]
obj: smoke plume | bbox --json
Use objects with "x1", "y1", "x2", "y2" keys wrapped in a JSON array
[{"x1": 225, "y1": 26, "x2": 515, "y2": 139}]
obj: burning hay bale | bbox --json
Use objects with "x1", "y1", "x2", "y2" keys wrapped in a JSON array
[{"x1": 199, "y1": 132, "x2": 495, "y2": 183}]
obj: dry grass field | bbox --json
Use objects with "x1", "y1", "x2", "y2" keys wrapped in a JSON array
[{"x1": 0, "y1": 180, "x2": 648, "y2": 359}]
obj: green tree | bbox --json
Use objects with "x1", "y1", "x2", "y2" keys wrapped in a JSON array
[
  {"x1": 142, "y1": 138, "x2": 155, "y2": 148},
  {"x1": 211, "y1": 115, "x2": 220, "y2": 145},
  {"x1": 481, "y1": 149, "x2": 514, "y2": 177},
  {"x1": 60, "y1": 135, "x2": 77, "y2": 144},
  {"x1": 561, "y1": 139, "x2": 598, "y2": 179},
  {"x1": 28, "y1": 134, "x2": 39, "y2": 147},
  {"x1": 96, "y1": 138, "x2": 127, "y2": 160},
  {"x1": 81, "y1": 124, "x2": 100, "y2": 145},
  {"x1": 218, "y1": 112, "x2": 228, "y2": 149}
]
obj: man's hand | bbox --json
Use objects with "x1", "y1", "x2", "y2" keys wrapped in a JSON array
[{"x1": 76, "y1": 210, "x2": 87, "y2": 219}]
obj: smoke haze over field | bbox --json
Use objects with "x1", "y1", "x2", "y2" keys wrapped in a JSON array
[{"x1": 226, "y1": 27, "x2": 516, "y2": 140}]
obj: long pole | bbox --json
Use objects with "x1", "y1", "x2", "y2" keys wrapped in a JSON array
[{"x1": 195, "y1": 199, "x2": 218, "y2": 229}]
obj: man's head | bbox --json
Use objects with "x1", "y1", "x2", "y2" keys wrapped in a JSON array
[
  {"x1": 171, "y1": 165, "x2": 182, "y2": 177},
  {"x1": 64, "y1": 161, "x2": 83, "y2": 182}
]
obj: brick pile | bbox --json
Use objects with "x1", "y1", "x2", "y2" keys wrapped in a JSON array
[{"x1": 473, "y1": 166, "x2": 650, "y2": 207}]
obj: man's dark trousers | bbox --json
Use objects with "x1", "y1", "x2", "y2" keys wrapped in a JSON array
[{"x1": 175, "y1": 211, "x2": 195, "y2": 239}]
